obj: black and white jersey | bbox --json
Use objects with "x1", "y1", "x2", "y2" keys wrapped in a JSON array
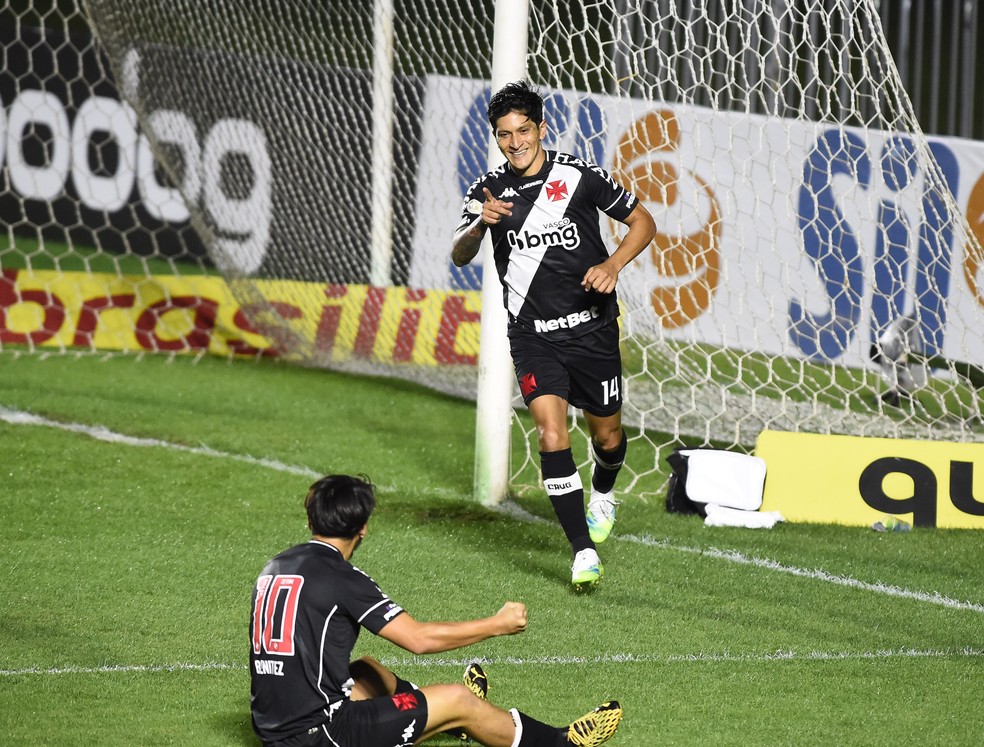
[
  {"x1": 249, "y1": 540, "x2": 404, "y2": 743},
  {"x1": 458, "y1": 150, "x2": 639, "y2": 341}
]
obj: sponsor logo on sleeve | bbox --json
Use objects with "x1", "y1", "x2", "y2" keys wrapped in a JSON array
[{"x1": 383, "y1": 603, "x2": 403, "y2": 621}]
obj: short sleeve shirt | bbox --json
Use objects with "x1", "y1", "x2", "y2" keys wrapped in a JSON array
[
  {"x1": 249, "y1": 540, "x2": 405, "y2": 743},
  {"x1": 457, "y1": 150, "x2": 639, "y2": 340}
]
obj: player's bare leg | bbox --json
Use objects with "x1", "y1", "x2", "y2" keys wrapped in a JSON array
[
  {"x1": 583, "y1": 410, "x2": 622, "y2": 453},
  {"x1": 418, "y1": 684, "x2": 624, "y2": 746},
  {"x1": 417, "y1": 684, "x2": 515, "y2": 745},
  {"x1": 417, "y1": 684, "x2": 579, "y2": 746},
  {"x1": 529, "y1": 393, "x2": 571, "y2": 452}
]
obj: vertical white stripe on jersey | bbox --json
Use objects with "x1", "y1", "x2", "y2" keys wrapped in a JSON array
[
  {"x1": 317, "y1": 605, "x2": 339, "y2": 705},
  {"x1": 503, "y1": 164, "x2": 585, "y2": 318}
]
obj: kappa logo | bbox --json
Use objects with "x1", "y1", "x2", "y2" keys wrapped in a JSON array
[
  {"x1": 400, "y1": 718, "x2": 417, "y2": 745},
  {"x1": 546, "y1": 180, "x2": 569, "y2": 201},
  {"x1": 499, "y1": 187, "x2": 519, "y2": 198}
]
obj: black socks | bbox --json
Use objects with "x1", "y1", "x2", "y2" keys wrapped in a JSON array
[
  {"x1": 591, "y1": 431, "x2": 627, "y2": 494},
  {"x1": 541, "y1": 448, "x2": 593, "y2": 554}
]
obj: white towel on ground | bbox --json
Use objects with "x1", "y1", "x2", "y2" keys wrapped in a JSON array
[{"x1": 703, "y1": 503, "x2": 785, "y2": 528}]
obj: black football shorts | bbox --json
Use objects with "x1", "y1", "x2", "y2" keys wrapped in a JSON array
[
  {"x1": 264, "y1": 691, "x2": 428, "y2": 747},
  {"x1": 329, "y1": 691, "x2": 428, "y2": 747},
  {"x1": 509, "y1": 320, "x2": 623, "y2": 417}
]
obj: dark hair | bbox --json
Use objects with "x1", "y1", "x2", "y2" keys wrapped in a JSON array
[
  {"x1": 487, "y1": 79, "x2": 544, "y2": 129},
  {"x1": 305, "y1": 474, "x2": 376, "y2": 538}
]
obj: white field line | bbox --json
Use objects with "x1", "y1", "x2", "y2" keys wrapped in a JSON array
[
  {"x1": 0, "y1": 405, "x2": 321, "y2": 478},
  {"x1": 3, "y1": 647, "x2": 983, "y2": 678},
  {"x1": 618, "y1": 534, "x2": 984, "y2": 614},
  {"x1": 4, "y1": 404, "x2": 984, "y2": 617}
]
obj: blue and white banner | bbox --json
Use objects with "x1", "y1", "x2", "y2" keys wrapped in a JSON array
[{"x1": 410, "y1": 74, "x2": 984, "y2": 369}]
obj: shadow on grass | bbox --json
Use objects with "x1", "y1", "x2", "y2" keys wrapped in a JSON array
[
  {"x1": 390, "y1": 497, "x2": 657, "y2": 609},
  {"x1": 214, "y1": 709, "x2": 257, "y2": 745},
  {"x1": 345, "y1": 476, "x2": 624, "y2": 596}
]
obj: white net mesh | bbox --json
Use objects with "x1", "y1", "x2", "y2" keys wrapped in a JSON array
[
  {"x1": 519, "y1": 1, "x2": 984, "y2": 495},
  {"x1": 3, "y1": 1, "x2": 984, "y2": 499}
]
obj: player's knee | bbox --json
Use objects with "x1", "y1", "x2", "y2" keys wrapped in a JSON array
[
  {"x1": 461, "y1": 685, "x2": 492, "y2": 723},
  {"x1": 421, "y1": 683, "x2": 483, "y2": 735},
  {"x1": 537, "y1": 426, "x2": 570, "y2": 452},
  {"x1": 593, "y1": 428, "x2": 623, "y2": 452},
  {"x1": 428, "y1": 683, "x2": 479, "y2": 722},
  {"x1": 590, "y1": 419, "x2": 623, "y2": 451},
  {"x1": 447, "y1": 683, "x2": 481, "y2": 713}
]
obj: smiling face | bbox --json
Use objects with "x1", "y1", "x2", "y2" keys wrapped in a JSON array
[{"x1": 493, "y1": 110, "x2": 548, "y2": 177}]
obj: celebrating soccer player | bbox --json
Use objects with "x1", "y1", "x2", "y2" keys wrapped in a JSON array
[
  {"x1": 452, "y1": 80, "x2": 656, "y2": 590},
  {"x1": 249, "y1": 474, "x2": 623, "y2": 746}
]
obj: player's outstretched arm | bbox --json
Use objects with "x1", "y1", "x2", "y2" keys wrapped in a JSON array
[
  {"x1": 377, "y1": 601, "x2": 527, "y2": 655},
  {"x1": 451, "y1": 187, "x2": 513, "y2": 267}
]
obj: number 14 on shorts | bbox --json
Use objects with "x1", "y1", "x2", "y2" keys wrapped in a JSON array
[{"x1": 602, "y1": 377, "x2": 620, "y2": 406}]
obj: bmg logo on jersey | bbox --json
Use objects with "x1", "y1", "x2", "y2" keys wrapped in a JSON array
[{"x1": 507, "y1": 222, "x2": 582, "y2": 253}]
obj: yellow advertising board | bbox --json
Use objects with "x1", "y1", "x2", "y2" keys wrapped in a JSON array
[
  {"x1": 755, "y1": 430, "x2": 984, "y2": 529},
  {"x1": 0, "y1": 269, "x2": 481, "y2": 367}
]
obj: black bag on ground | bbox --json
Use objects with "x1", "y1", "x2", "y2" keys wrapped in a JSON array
[{"x1": 664, "y1": 448, "x2": 706, "y2": 516}]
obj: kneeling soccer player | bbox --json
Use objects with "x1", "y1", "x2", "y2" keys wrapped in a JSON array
[{"x1": 249, "y1": 474, "x2": 623, "y2": 746}]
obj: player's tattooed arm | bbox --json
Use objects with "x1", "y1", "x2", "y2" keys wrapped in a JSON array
[
  {"x1": 451, "y1": 216, "x2": 486, "y2": 267},
  {"x1": 451, "y1": 187, "x2": 513, "y2": 267}
]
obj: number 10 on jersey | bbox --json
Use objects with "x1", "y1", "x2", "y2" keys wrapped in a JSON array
[{"x1": 252, "y1": 574, "x2": 304, "y2": 656}]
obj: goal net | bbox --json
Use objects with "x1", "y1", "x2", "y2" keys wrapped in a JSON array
[{"x1": 4, "y1": 1, "x2": 984, "y2": 500}]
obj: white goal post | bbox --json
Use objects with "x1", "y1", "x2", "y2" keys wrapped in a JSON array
[
  {"x1": 3, "y1": 0, "x2": 984, "y2": 506},
  {"x1": 474, "y1": 0, "x2": 529, "y2": 506}
]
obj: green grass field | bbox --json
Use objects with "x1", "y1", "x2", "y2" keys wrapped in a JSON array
[{"x1": 1, "y1": 352, "x2": 983, "y2": 745}]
